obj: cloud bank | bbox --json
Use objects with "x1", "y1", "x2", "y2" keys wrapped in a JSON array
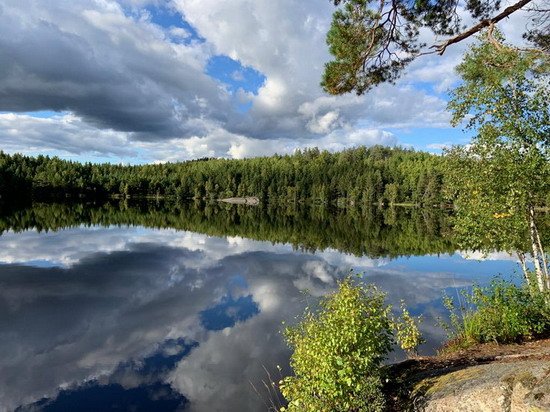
[{"x1": 0, "y1": 0, "x2": 494, "y2": 162}]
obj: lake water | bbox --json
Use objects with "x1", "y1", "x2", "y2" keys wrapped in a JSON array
[{"x1": 0, "y1": 201, "x2": 521, "y2": 412}]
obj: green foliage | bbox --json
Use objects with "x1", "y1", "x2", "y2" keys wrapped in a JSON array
[
  {"x1": 279, "y1": 277, "x2": 424, "y2": 411},
  {"x1": 0, "y1": 146, "x2": 446, "y2": 207},
  {"x1": 321, "y1": 0, "x2": 416, "y2": 94},
  {"x1": 448, "y1": 31, "x2": 549, "y2": 135},
  {"x1": 395, "y1": 301, "x2": 425, "y2": 356},
  {"x1": 441, "y1": 279, "x2": 550, "y2": 350},
  {"x1": 322, "y1": 0, "x2": 547, "y2": 94},
  {"x1": 280, "y1": 278, "x2": 393, "y2": 411},
  {"x1": 444, "y1": 32, "x2": 549, "y2": 290},
  {"x1": 444, "y1": 146, "x2": 539, "y2": 253}
]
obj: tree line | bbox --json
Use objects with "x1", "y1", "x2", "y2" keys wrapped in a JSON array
[
  {"x1": 0, "y1": 200, "x2": 456, "y2": 258},
  {"x1": 0, "y1": 146, "x2": 445, "y2": 206}
]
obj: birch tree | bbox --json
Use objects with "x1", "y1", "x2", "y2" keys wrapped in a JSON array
[{"x1": 445, "y1": 32, "x2": 549, "y2": 292}]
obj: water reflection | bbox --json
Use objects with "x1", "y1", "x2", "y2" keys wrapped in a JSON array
[
  {"x1": 0, "y1": 203, "x2": 521, "y2": 411},
  {"x1": 0, "y1": 200, "x2": 457, "y2": 258}
]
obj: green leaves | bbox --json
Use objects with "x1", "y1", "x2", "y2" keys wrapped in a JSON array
[
  {"x1": 279, "y1": 277, "x2": 424, "y2": 411},
  {"x1": 444, "y1": 32, "x2": 549, "y2": 259},
  {"x1": 280, "y1": 278, "x2": 392, "y2": 411},
  {"x1": 322, "y1": 0, "x2": 417, "y2": 94},
  {"x1": 394, "y1": 301, "x2": 424, "y2": 355},
  {"x1": 449, "y1": 31, "x2": 549, "y2": 132},
  {"x1": 323, "y1": 0, "x2": 547, "y2": 95},
  {"x1": 441, "y1": 279, "x2": 550, "y2": 349}
]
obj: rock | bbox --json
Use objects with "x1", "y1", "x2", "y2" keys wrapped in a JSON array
[
  {"x1": 218, "y1": 196, "x2": 259, "y2": 205},
  {"x1": 411, "y1": 360, "x2": 550, "y2": 411},
  {"x1": 386, "y1": 340, "x2": 550, "y2": 411}
]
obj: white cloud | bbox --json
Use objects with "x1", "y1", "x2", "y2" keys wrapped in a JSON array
[
  {"x1": 255, "y1": 77, "x2": 288, "y2": 111},
  {"x1": 0, "y1": 112, "x2": 135, "y2": 158},
  {"x1": 459, "y1": 250, "x2": 519, "y2": 262},
  {"x1": 141, "y1": 124, "x2": 397, "y2": 161},
  {"x1": 0, "y1": 0, "x2": 226, "y2": 139},
  {"x1": 0, "y1": 0, "x2": 539, "y2": 162},
  {"x1": 169, "y1": 26, "x2": 192, "y2": 40},
  {"x1": 307, "y1": 110, "x2": 340, "y2": 134}
]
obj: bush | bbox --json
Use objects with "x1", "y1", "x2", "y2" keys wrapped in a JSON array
[
  {"x1": 395, "y1": 301, "x2": 425, "y2": 357},
  {"x1": 442, "y1": 278, "x2": 550, "y2": 349},
  {"x1": 279, "y1": 277, "x2": 422, "y2": 412}
]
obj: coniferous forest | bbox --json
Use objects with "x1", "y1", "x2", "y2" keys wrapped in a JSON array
[
  {"x1": 0, "y1": 200, "x2": 455, "y2": 258},
  {"x1": 0, "y1": 146, "x2": 445, "y2": 206}
]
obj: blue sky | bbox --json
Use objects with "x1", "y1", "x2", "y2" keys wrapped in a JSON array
[{"x1": 0, "y1": 0, "x2": 532, "y2": 163}]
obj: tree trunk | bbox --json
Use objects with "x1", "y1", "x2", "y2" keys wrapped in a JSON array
[
  {"x1": 517, "y1": 252, "x2": 530, "y2": 286},
  {"x1": 532, "y1": 212, "x2": 550, "y2": 290},
  {"x1": 528, "y1": 206, "x2": 547, "y2": 292}
]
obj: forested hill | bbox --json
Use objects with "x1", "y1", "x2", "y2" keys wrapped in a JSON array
[{"x1": 0, "y1": 146, "x2": 444, "y2": 205}]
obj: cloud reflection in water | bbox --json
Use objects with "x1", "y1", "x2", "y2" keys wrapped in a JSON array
[{"x1": 0, "y1": 227, "x2": 518, "y2": 411}]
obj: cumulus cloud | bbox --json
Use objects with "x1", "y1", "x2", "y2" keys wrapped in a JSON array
[
  {"x1": 226, "y1": 127, "x2": 398, "y2": 159},
  {"x1": 0, "y1": 112, "x2": 135, "y2": 157},
  {"x1": 0, "y1": 0, "x2": 457, "y2": 161},
  {"x1": 0, "y1": 0, "x2": 537, "y2": 160},
  {"x1": 0, "y1": 110, "x2": 397, "y2": 161},
  {"x1": 0, "y1": 0, "x2": 227, "y2": 139}
]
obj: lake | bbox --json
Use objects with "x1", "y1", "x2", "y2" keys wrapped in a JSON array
[{"x1": 0, "y1": 201, "x2": 521, "y2": 412}]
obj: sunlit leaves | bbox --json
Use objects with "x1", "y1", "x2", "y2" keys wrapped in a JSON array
[
  {"x1": 444, "y1": 32, "x2": 549, "y2": 287},
  {"x1": 279, "y1": 277, "x2": 423, "y2": 411},
  {"x1": 280, "y1": 278, "x2": 392, "y2": 411}
]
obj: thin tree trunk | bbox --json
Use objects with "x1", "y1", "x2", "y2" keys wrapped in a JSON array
[
  {"x1": 517, "y1": 252, "x2": 530, "y2": 286},
  {"x1": 528, "y1": 206, "x2": 546, "y2": 292},
  {"x1": 531, "y1": 212, "x2": 550, "y2": 289}
]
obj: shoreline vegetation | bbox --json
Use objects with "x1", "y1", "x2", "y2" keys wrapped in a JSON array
[
  {"x1": 0, "y1": 146, "x2": 449, "y2": 207},
  {"x1": 277, "y1": 277, "x2": 550, "y2": 412},
  {"x1": 0, "y1": 200, "x2": 458, "y2": 258}
]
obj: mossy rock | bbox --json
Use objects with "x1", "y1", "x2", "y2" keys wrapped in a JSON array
[{"x1": 408, "y1": 360, "x2": 550, "y2": 411}]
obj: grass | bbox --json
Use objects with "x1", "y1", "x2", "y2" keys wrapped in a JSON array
[{"x1": 440, "y1": 277, "x2": 550, "y2": 352}]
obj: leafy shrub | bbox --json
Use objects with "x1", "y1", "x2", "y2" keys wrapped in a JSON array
[
  {"x1": 442, "y1": 278, "x2": 550, "y2": 349},
  {"x1": 395, "y1": 301, "x2": 425, "y2": 357},
  {"x1": 279, "y1": 277, "x2": 422, "y2": 412}
]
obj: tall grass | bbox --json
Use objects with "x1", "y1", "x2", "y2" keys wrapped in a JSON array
[{"x1": 441, "y1": 277, "x2": 550, "y2": 351}]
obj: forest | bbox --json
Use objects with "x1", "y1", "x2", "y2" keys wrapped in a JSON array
[
  {"x1": 0, "y1": 146, "x2": 445, "y2": 206},
  {"x1": 0, "y1": 200, "x2": 456, "y2": 258}
]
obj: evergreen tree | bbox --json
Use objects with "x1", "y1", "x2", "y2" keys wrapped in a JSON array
[{"x1": 322, "y1": 0, "x2": 547, "y2": 94}]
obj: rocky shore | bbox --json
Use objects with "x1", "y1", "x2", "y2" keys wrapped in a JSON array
[{"x1": 385, "y1": 339, "x2": 550, "y2": 411}]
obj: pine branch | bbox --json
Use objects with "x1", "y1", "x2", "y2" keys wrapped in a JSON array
[{"x1": 431, "y1": 0, "x2": 535, "y2": 55}]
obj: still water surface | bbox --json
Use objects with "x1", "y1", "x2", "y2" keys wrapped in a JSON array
[{"x1": 0, "y1": 202, "x2": 520, "y2": 411}]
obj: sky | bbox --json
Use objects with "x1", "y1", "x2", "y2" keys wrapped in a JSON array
[{"x1": 0, "y1": 0, "x2": 536, "y2": 164}]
